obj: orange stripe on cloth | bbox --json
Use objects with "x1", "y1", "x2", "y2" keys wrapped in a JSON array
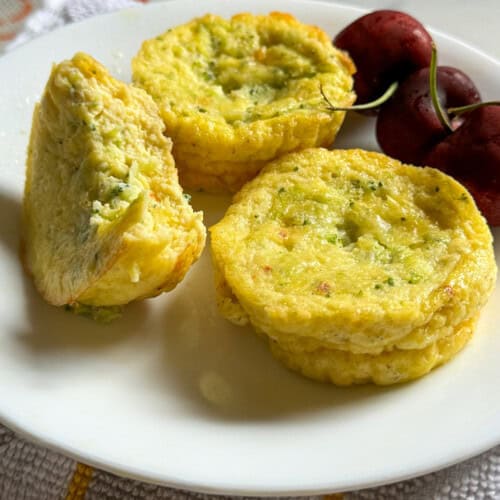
[
  {"x1": 0, "y1": 1, "x2": 33, "y2": 26},
  {"x1": 65, "y1": 462, "x2": 94, "y2": 500},
  {"x1": 0, "y1": 32, "x2": 16, "y2": 41}
]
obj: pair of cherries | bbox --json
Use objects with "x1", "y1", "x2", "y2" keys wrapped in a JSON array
[{"x1": 330, "y1": 10, "x2": 500, "y2": 225}]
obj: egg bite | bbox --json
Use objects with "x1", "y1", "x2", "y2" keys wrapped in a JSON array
[
  {"x1": 23, "y1": 52, "x2": 206, "y2": 319},
  {"x1": 210, "y1": 148, "x2": 496, "y2": 385},
  {"x1": 132, "y1": 12, "x2": 355, "y2": 193}
]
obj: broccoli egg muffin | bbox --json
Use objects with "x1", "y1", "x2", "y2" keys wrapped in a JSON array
[
  {"x1": 210, "y1": 148, "x2": 496, "y2": 385},
  {"x1": 23, "y1": 52, "x2": 206, "y2": 320},
  {"x1": 132, "y1": 12, "x2": 355, "y2": 193}
]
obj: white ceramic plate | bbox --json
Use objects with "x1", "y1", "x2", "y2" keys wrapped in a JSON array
[{"x1": 0, "y1": 0, "x2": 499, "y2": 495}]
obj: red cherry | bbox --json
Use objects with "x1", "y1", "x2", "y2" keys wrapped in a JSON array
[
  {"x1": 424, "y1": 106, "x2": 500, "y2": 226},
  {"x1": 376, "y1": 66, "x2": 481, "y2": 164},
  {"x1": 334, "y1": 10, "x2": 433, "y2": 106}
]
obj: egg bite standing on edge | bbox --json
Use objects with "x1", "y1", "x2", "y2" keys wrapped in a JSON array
[{"x1": 23, "y1": 52, "x2": 206, "y2": 320}]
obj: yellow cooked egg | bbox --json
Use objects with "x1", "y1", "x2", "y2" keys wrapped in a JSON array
[
  {"x1": 210, "y1": 148, "x2": 496, "y2": 385},
  {"x1": 270, "y1": 314, "x2": 477, "y2": 386},
  {"x1": 23, "y1": 52, "x2": 206, "y2": 319},
  {"x1": 132, "y1": 12, "x2": 355, "y2": 193}
]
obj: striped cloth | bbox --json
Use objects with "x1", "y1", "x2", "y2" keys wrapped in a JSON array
[
  {"x1": 1, "y1": 2, "x2": 500, "y2": 499},
  {"x1": 1, "y1": 424, "x2": 500, "y2": 499}
]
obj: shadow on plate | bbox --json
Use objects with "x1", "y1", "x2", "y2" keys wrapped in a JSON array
[
  {"x1": 17, "y1": 275, "x2": 151, "y2": 357},
  {"x1": 332, "y1": 110, "x2": 378, "y2": 151},
  {"x1": 1, "y1": 183, "x2": 151, "y2": 356},
  {"x1": 0, "y1": 189, "x2": 23, "y2": 257},
  {"x1": 188, "y1": 190, "x2": 232, "y2": 227},
  {"x1": 151, "y1": 245, "x2": 396, "y2": 423}
]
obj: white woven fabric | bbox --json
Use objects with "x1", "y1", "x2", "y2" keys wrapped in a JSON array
[
  {"x1": 2, "y1": 0, "x2": 138, "y2": 51},
  {"x1": 1, "y1": 2, "x2": 500, "y2": 499}
]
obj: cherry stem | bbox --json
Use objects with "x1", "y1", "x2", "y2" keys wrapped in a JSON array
[
  {"x1": 320, "y1": 81, "x2": 398, "y2": 111},
  {"x1": 429, "y1": 42, "x2": 453, "y2": 132},
  {"x1": 448, "y1": 100, "x2": 500, "y2": 115}
]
